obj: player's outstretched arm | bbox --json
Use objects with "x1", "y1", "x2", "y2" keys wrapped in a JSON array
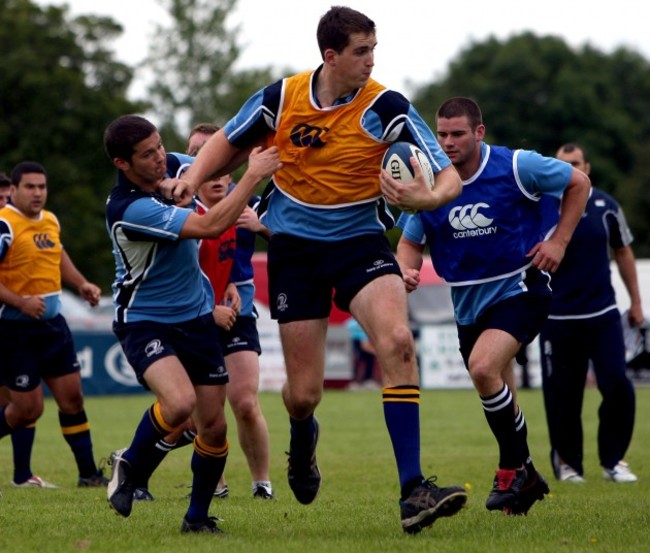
[{"x1": 180, "y1": 146, "x2": 281, "y2": 240}]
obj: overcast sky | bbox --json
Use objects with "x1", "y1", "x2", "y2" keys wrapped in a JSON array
[{"x1": 36, "y1": 0, "x2": 650, "y2": 97}]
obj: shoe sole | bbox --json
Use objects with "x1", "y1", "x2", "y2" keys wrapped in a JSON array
[
  {"x1": 11, "y1": 481, "x2": 58, "y2": 489},
  {"x1": 107, "y1": 450, "x2": 133, "y2": 517},
  {"x1": 402, "y1": 490, "x2": 468, "y2": 534}
]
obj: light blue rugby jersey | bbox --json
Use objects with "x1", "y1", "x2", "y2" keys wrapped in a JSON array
[
  {"x1": 106, "y1": 152, "x2": 215, "y2": 324},
  {"x1": 399, "y1": 143, "x2": 573, "y2": 325},
  {"x1": 223, "y1": 67, "x2": 452, "y2": 241}
]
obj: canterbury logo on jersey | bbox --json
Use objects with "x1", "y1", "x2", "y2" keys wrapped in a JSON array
[
  {"x1": 449, "y1": 203, "x2": 497, "y2": 237},
  {"x1": 289, "y1": 123, "x2": 329, "y2": 148},
  {"x1": 32, "y1": 233, "x2": 56, "y2": 249}
]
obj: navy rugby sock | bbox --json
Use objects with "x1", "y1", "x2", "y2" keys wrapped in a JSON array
[{"x1": 383, "y1": 385, "x2": 423, "y2": 498}]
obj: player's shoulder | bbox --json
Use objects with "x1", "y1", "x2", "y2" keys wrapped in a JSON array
[
  {"x1": 514, "y1": 147, "x2": 565, "y2": 171},
  {"x1": 590, "y1": 186, "x2": 619, "y2": 208},
  {"x1": 370, "y1": 87, "x2": 410, "y2": 112},
  {"x1": 166, "y1": 152, "x2": 194, "y2": 179},
  {"x1": 42, "y1": 209, "x2": 60, "y2": 228}
]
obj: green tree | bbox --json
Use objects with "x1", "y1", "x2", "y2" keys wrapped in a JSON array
[
  {"x1": 146, "y1": 0, "x2": 283, "y2": 145},
  {"x1": 0, "y1": 0, "x2": 145, "y2": 290},
  {"x1": 411, "y1": 33, "x2": 650, "y2": 255}
]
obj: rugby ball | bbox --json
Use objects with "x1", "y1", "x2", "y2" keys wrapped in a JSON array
[
  {"x1": 381, "y1": 142, "x2": 435, "y2": 213},
  {"x1": 381, "y1": 142, "x2": 434, "y2": 188}
]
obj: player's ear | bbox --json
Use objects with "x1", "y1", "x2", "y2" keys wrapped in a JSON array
[
  {"x1": 323, "y1": 48, "x2": 337, "y2": 65},
  {"x1": 114, "y1": 158, "x2": 129, "y2": 171}
]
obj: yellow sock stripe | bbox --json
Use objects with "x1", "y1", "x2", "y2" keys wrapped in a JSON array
[
  {"x1": 61, "y1": 422, "x2": 90, "y2": 435},
  {"x1": 194, "y1": 435, "x2": 229, "y2": 459},
  {"x1": 25, "y1": 422, "x2": 36, "y2": 429},
  {"x1": 151, "y1": 402, "x2": 176, "y2": 434},
  {"x1": 382, "y1": 386, "x2": 421, "y2": 404}
]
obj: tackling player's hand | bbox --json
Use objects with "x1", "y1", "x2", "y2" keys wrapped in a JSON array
[
  {"x1": 158, "y1": 178, "x2": 195, "y2": 206},
  {"x1": 213, "y1": 305, "x2": 237, "y2": 330}
]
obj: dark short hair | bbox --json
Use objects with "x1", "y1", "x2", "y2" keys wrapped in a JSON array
[
  {"x1": 187, "y1": 123, "x2": 221, "y2": 156},
  {"x1": 10, "y1": 161, "x2": 47, "y2": 186},
  {"x1": 0, "y1": 172, "x2": 10, "y2": 188},
  {"x1": 436, "y1": 97, "x2": 484, "y2": 130},
  {"x1": 316, "y1": 6, "x2": 375, "y2": 57},
  {"x1": 557, "y1": 143, "x2": 589, "y2": 162},
  {"x1": 189, "y1": 122, "x2": 220, "y2": 138},
  {"x1": 104, "y1": 115, "x2": 158, "y2": 162}
]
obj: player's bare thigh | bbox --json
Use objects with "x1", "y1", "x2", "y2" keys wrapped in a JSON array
[
  {"x1": 468, "y1": 328, "x2": 520, "y2": 395},
  {"x1": 144, "y1": 356, "x2": 197, "y2": 426},
  {"x1": 350, "y1": 274, "x2": 418, "y2": 385}
]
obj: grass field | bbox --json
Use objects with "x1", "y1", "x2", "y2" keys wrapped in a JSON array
[{"x1": 1, "y1": 386, "x2": 648, "y2": 552}]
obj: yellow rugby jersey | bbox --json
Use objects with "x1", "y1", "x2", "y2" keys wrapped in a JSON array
[
  {"x1": 0, "y1": 205, "x2": 62, "y2": 297},
  {"x1": 273, "y1": 71, "x2": 388, "y2": 206}
]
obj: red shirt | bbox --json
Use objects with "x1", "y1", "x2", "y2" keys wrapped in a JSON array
[{"x1": 196, "y1": 202, "x2": 237, "y2": 304}]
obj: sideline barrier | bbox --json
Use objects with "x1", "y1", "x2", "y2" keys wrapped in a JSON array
[{"x1": 72, "y1": 331, "x2": 143, "y2": 395}]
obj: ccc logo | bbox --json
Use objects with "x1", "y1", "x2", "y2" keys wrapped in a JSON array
[
  {"x1": 449, "y1": 203, "x2": 494, "y2": 230},
  {"x1": 289, "y1": 123, "x2": 329, "y2": 148},
  {"x1": 32, "y1": 233, "x2": 56, "y2": 249}
]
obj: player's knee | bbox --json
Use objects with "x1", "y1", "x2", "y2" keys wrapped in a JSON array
[
  {"x1": 162, "y1": 397, "x2": 196, "y2": 427},
  {"x1": 377, "y1": 323, "x2": 415, "y2": 362},
  {"x1": 468, "y1": 359, "x2": 497, "y2": 389},
  {"x1": 57, "y1": 393, "x2": 85, "y2": 414},
  {"x1": 231, "y1": 396, "x2": 259, "y2": 421},
  {"x1": 13, "y1": 402, "x2": 44, "y2": 425},
  {"x1": 286, "y1": 390, "x2": 321, "y2": 419},
  {"x1": 198, "y1": 415, "x2": 228, "y2": 445}
]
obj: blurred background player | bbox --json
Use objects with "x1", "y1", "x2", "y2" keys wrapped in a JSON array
[
  {"x1": 539, "y1": 143, "x2": 641, "y2": 483},
  {"x1": 0, "y1": 161, "x2": 108, "y2": 488},
  {"x1": 346, "y1": 316, "x2": 381, "y2": 390},
  {"x1": 0, "y1": 172, "x2": 10, "y2": 206},
  {"x1": 188, "y1": 123, "x2": 274, "y2": 500},
  {"x1": 0, "y1": 169, "x2": 54, "y2": 488}
]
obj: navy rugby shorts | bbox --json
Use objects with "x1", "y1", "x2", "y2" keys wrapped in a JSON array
[
  {"x1": 113, "y1": 313, "x2": 228, "y2": 388},
  {"x1": 457, "y1": 269, "x2": 552, "y2": 369},
  {"x1": 219, "y1": 315, "x2": 261, "y2": 356},
  {"x1": 0, "y1": 314, "x2": 80, "y2": 392},
  {"x1": 267, "y1": 233, "x2": 402, "y2": 323}
]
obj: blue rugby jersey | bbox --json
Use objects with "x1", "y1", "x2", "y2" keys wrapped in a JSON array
[
  {"x1": 106, "y1": 152, "x2": 214, "y2": 324},
  {"x1": 399, "y1": 143, "x2": 572, "y2": 325},
  {"x1": 546, "y1": 187, "x2": 632, "y2": 319}
]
